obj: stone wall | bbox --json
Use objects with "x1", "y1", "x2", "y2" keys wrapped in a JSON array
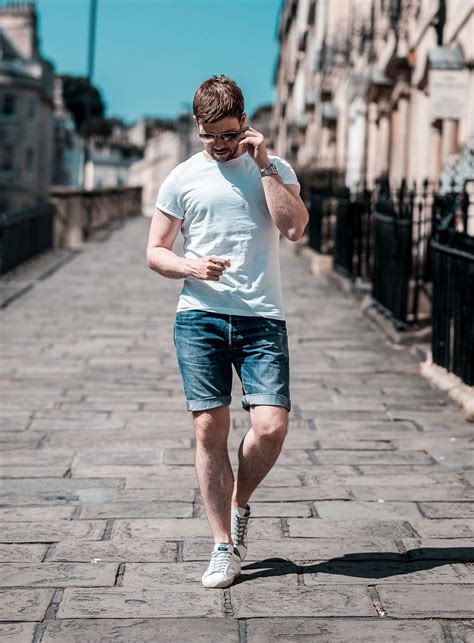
[{"x1": 50, "y1": 186, "x2": 142, "y2": 250}]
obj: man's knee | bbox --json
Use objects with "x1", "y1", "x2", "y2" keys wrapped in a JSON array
[
  {"x1": 251, "y1": 407, "x2": 288, "y2": 445},
  {"x1": 193, "y1": 405, "x2": 230, "y2": 448}
]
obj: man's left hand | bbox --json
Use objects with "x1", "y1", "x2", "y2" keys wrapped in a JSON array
[{"x1": 238, "y1": 126, "x2": 270, "y2": 170}]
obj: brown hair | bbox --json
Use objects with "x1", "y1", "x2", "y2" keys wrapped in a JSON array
[{"x1": 193, "y1": 75, "x2": 244, "y2": 123}]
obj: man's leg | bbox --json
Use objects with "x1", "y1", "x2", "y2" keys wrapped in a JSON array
[
  {"x1": 232, "y1": 405, "x2": 288, "y2": 509},
  {"x1": 193, "y1": 405, "x2": 234, "y2": 543}
]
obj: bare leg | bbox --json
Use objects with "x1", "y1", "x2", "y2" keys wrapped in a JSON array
[
  {"x1": 232, "y1": 405, "x2": 288, "y2": 509},
  {"x1": 193, "y1": 405, "x2": 234, "y2": 544}
]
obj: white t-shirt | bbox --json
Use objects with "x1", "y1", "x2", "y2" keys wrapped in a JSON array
[{"x1": 155, "y1": 150, "x2": 300, "y2": 320}]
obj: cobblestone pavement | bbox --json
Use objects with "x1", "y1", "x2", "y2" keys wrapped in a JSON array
[{"x1": 0, "y1": 215, "x2": 473, "y2": 642}]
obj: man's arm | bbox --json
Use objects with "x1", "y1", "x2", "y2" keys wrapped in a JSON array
[
  {"x1": 146, "y1": 209, "x2": 230, "y2": 280},
  {"x1": 238, "y1": 126, "x2": 309, "y2": 242},
  {"x1": 260, "y1": 176, "x2": 309, "y2": 242}
]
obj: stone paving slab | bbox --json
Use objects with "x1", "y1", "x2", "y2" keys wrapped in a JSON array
[
  {"x1": 312, "y1": 450, "x2": 435, "y2": 465},
  {"x1": 196, "y1": 501, "x2": 313, "y2": 518},
  {"x1": 0, "y1": 622, "x2": 37, "y2": 642},
  {"x1": 418, "y1": 502, "x2": 474, "y2": 519},
  {"x1": 376, "y1": 583, "x2": 474, "y2": 618},
  {"x1": 231, "y1": 583, "x2": 375, "y2": 617},
  {"x1": 317, "y1": 472, "x2": 463, "y2": 487},
  {"x1": 57, "y1": 587, "x2": 223, "y2": 618},
  {"x1": 73, "y1": 449, "x2": 164, "y2": 466},
  {"x1": 0, "y1": 489, "x2": 115, "y2": 505},
  {"x1": 0, "y1": 544, "x2": 49, "y2": 563},
  {"x1": 121, "y1": 562, "x2": 252, "y2": 587},
  {"x1": 50, "y1": 540, "x2": 178, "y2": 563},
  {"x1": 314, "y1": 501, "x2": 423, "y2": 520},
  {"x1": 0, "y1": 588, "x2": 54, "y2": 621},
  {"x1": 45, "y1": 432, "x2": 192, "y2": 449},
  {"x1": 41, "y1": 618, "x2": 240, "y2": 642},
  {"x1": 0, "y1": 478, "x2": 123, "y2": 493},
  {"x1": 0, "y1": 465, "x2": 71, "y2": 478},
  {"x1": 0, "y1": 521, "x2": 106, "y2": 542},
  {"x1": 409, "y1": 520, "x2": 474, "y2": 538},
  {"x1": 111, "y1": 518, "x2": 283, "y2": 541},
  {"x1": 0, "y1": 506, "x2": 75, "y2": 521},
  {"x1": 287, "y1": 519, "x2": 416, "y2": 539},
  {"x1": 79, "y1": 501, "x2": 193, "y2": 519},
  {"x1": 349, "y1": 484, "x2": 474, "y2": 501},
  {"x1": 0, "y1": 562, "x2": 118, "y2": 587},
  {"x1": 247, "y1": 484, "x2": 352, "y2": 501},
  {"x1": 245, "y1": 618, "x2": 446, "y2": 642}
]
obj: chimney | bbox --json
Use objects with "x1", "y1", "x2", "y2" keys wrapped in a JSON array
[{"x1": 0, "y1": 1, "x2": 38, "y2": 60}]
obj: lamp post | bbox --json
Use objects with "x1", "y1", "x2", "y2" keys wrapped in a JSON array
[{"x1": 83, "y1": 0, "x2": 98, "y2": 188}]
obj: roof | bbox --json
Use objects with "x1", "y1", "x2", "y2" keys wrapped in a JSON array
[{"x1": 0, "y1": 27, "x2": 23, "y2": 62}]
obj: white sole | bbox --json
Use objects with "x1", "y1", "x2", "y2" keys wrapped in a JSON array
[{"x1": 202, "y1": 570, "x2": 241, "y2": 589}]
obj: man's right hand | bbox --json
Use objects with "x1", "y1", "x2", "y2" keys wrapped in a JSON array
[{"x1": 185, "y1": 256, "x2": 231, "y2": 281}]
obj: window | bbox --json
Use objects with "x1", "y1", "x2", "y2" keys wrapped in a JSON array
[
  {"x1": 1, "y1": 94, "x2": 16, "y2": 116},
  {"x1": 26, "y1": 147, "x2": 34, "y2": 173},
  {"x1": 1, "y1": 143, "x2": 14, "y2": 171},
  {"x1": 28, "y1": 98, "x2": 36, "y2": 120}
]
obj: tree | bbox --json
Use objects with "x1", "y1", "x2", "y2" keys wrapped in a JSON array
[{"x1": 60, "y1": 75, "x2": 106, "y2": 135}]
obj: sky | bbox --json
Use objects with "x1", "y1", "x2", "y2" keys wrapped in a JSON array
[{"x1": 35, "y1": 0, "x2": 283, "y2": 125}]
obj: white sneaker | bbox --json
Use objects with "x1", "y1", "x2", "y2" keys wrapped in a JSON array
[
  {"x1": 231, "y1": 504, "x2": 251, "y2": 561},
  {"x1": 201, "y1": 543, "x2": 241, "y2": 589}
]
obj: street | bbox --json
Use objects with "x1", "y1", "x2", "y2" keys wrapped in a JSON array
[{"x1": 0, "y1": 214, "x2": 472, "y2": 642}]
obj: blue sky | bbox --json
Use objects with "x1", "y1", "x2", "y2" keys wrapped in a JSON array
[{"x1": 36, "y1": 0, "x2": 283, "y2": 125}]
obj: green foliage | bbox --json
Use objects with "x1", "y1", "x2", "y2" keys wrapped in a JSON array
[{"x1": 60, "y1": 75, "x2": 106, "y2": 135}]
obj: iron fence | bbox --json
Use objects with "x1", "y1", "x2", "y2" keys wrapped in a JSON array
[
  {"x1": 332, "y1": 181, "x2": 472, "y2": 328},
  {"x1": 372, "y1": 207, "x2": 412, "y2": 327},
  {"x1": 431, "y1": 229, "x2": 474, "y2": 386},
  {"x1": 305, "y1": 177, "x2": 474, "y2": 384},
  {"x1": 333, "y1": 189, "x2": 373, "y2": 282},
  {"x1": 0, "y1": 204, "x2": 55, "y2": 275}
]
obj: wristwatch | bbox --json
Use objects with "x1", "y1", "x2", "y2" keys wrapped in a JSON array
[{"x1": 259, "y1": 163, "x2": 279, "y2": 177}]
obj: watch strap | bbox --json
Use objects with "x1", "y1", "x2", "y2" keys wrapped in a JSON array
[{"x1": 259, "y1": 162, "x2": 279, "y2": 177}]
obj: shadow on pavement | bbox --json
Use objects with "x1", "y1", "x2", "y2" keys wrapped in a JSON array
[{"x1": 236, "y1": 548, "x2": 474, "y2": 584}]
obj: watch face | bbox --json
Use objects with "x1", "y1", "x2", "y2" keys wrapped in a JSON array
[{"x1": 261, "y1": 163, "x2": 278, "y2": 176}]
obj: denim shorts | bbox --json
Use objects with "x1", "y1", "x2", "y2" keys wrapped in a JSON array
[{"x1": 173, "y1": 310, "x2": 291, "y2": 413}]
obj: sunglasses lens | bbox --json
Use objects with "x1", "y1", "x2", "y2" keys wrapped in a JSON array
[{"x1": 199, "y1": 134, "x2": 214, "y2": 142}]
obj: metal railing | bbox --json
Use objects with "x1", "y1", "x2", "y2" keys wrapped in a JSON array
[
  {"x1": 372, "y1": 206, "x2": 412, "y2": 327},
  {"x1": 431, "y1": 229, "x2": 474, "y2": 386},
  {"x1": 0, "y1": 204, "x2": 55, "y2": 275},
  {"x1": 333, "y1": 189, "x2": 373, "y2": 282},
  {"x1": 304, "y1": 177, "x2": 474, "y2": 384}
]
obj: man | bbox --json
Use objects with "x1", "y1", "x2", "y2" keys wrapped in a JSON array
[{"x1": 146, "y1": 75, "x2": 309, "y2": 588}]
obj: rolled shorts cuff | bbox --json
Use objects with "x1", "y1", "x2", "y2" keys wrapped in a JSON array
[
  {"x1": 186, "y1": 395, "x2": 232, "y2": 412},
  {"x1": 241, "y1": 393, "x2": 291, "y2": 412}
]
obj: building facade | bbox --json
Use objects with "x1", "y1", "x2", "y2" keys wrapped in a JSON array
[
  {"x1": 274, "y1": 0, "x2": 474, "y2": 192},
  {"x1": 128, "y1": 112, "x2": 201, "y2": 216},
  {"x1": 83, "y1": 136, "x2": 142, "y2": 191},
  {"x1": 51, "y1": 76, "x2": 84, "y2": 187},
  {"x1": 0, "y1": 0, "x2": 55, "y2": 212}
]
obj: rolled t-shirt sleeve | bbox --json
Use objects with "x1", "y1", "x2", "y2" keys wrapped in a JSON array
[
  {"x1": 155, "y1": 172, "x2": 185, "y2": 220},
  {"x1": 271, "y1": 156, "x2": 301, "y2": 193}
]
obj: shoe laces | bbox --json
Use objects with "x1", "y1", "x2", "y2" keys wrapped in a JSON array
[
  {"x1": 232, "y1": 509, "x2": 249, "y2": 544},
  {"x1": 208, "y1": 549, "x2": 233, "y2": 574}
]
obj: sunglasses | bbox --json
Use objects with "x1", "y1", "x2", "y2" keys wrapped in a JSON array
[{"x1": 198, "y1": 127, "x2": 248, "y2": 143}]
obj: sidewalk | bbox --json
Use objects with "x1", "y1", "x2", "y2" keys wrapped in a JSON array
[{"x1": 0, "y1": 214, "x2": 472, "y2": 642}]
